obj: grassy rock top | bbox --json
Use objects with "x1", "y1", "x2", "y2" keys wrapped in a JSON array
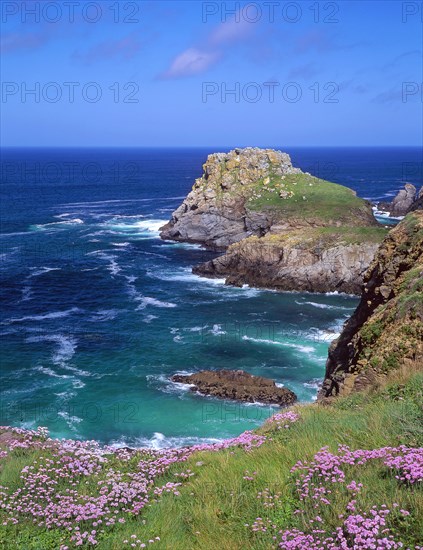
[
  {"x1": 161, "y1": 148, "x2": 379, "y2": 249},
  {"x1": 247, "y1": 172, "x2": 374, "y2": 225},
  {"x1": 193, "y1": 148, "x2": 377, "y2": 227}
]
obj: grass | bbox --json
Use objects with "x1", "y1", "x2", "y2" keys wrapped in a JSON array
[
  {"x1": 105, "y1": 371, "x2": 423, "y2": 549},
  {"x1": 241, "y1": 226, "x2": 388, "y2": 250},
  {"x1": 0, "y1": 367, "x2": 422, "y2": 549},
  {"x1": 246, "y1": 173, "x2": 374, "y2": 226}
]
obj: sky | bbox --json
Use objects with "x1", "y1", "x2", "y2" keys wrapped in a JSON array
[{"x1": 1, "y1": 0, "x2": 422, "y2": 146}]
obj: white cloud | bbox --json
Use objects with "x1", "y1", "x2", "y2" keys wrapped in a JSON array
[
  {"x1": 160, "y1": 48, "x2": 220, "y2": 79},
  {"x1": 159, "y1": 11, "x2": 254, "y2": 79}
]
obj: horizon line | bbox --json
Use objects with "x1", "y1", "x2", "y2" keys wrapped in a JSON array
[{"x1": 1, "y1": 144, "x2": 422, "y2": 149}]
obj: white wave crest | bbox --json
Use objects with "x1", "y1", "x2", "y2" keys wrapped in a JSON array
[
  {"x1": 30, "y1": 219, "x2": 84, "y2": 231},
  {"x1": 6, "y1": 307, "x2": 81, "y2": 323},
  {"x1": 241, "y1": 335, "x2": 315, "y2": 353}
]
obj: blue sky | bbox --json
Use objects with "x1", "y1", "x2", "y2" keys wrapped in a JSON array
[{"x1": 1, "y1": 0, "x2": 422, "y2": 146}]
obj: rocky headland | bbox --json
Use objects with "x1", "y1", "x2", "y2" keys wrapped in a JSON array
[
  {"x1": 319, "y1": 210, "x2": 423, "y2": 399},
  {"x1": 171, "y1": 369, "x2": 297, "y2": 406},
  {"x1": 161, "y1": 148, "x2": 386, "y2": 294}
]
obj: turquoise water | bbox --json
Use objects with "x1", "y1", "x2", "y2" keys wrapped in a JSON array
[{"x1": 1, "y1": 147, "x2": 420, "y2": 447}]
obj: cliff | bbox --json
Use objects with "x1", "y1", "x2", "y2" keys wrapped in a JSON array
[
  {"x1": 319, "y1": 210, "x2": 423, "y2": 398},
  {"x1": 193, "y1": 227, "x2": 385, "y2": 295},
  {"x1": 160, "y1": 148, "x2": 383, "y2": 293}
]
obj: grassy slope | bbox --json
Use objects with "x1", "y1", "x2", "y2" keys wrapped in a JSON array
[
  {"x1": 1, "y1": 367, "x2": 422, "y2": 549},
  {"x1": 136, "y1": 369, "x2": 423, "y2": 550},
  {"x1": 246, "y1": 173, "x2": 375, "y2": 226}
]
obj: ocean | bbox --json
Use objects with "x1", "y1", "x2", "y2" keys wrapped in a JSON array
[{"x1": 0, "y1": 147, "x2": 421, "y2": 448}]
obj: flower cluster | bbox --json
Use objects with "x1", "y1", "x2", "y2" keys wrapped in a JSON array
[
  {"x1": 0, "y1": 425, "x2": 269, "y2": 547},
  {"x1": 256, "y1": 486, "x2": 282, "y2": 508},
  {"x1": 272, "y1": 445, "x2": 423, "y2": 548},
  {"x1": 266, "y1": 411, "x2": 300, "y2": 430},
  {"x1": 278, "y1": 506, "x2": 412, "y2": 549},
  {"x1": 122, "y1": 534, "x2": 160, "y2": 548}
]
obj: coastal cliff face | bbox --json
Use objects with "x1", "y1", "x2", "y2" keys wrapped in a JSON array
[
  {"x1": 193, "y1": 228, "x2": 383, "y2": 294},
  {"x1": 319, "y1": 211, "x2": 423, "y2": 398},
  {"x1": 160, "y1": 148, "x2": 301, "y2": 249},
  {"x1": 160, "y1": 148, "x2": 382, "y2": 293}
]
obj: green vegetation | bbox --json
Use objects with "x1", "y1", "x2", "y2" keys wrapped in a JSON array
[
  {"x1": 130, "y1": 373, "x2": 423, "y2": 550},
  {"x1": 1, "y1": 368, "x2": 422, "y2": 549},
  {"x1": 247, "y1": 173, "x2": 373, "y2": 225},
  {"x1": 247, "y1": 226, "x2": 388, "y2": 250},
  {"x1": 361, "y1": 320, "x2": 384, "y2": 345},
  {"x1": 353, "y1": 213, "x2": 423, "y2": 375}
]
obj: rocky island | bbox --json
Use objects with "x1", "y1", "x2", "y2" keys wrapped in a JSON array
[
  {"x1": 161, "y1": 148, "x2": 387, "y2": 294},
  {"x1": 171, "y1": 369, "x2": 297, "y2": 406}
]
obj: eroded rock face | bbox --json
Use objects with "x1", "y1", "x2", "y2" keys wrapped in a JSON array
[
  {"x1": 319, "y1": 211, "x2": 423, "y2": 399},
  {"x1": 409, "y1": 187, "x2": 423, "y2": 212},
  {"x1": 193, "y1": 232, "x2": 381, "y2": 295},
  {"x1": 391, "y1": 184, "x2": 417, "y2": 216},
  {"x1": 378, "y1": 184, "x2": 422, "y2": 217},
  {"x1": 160, "y1": 148, "x2": 301, "y2": 249},
  {"x1": 171, "y1": 369, "x2": 297, "y2": 406}
]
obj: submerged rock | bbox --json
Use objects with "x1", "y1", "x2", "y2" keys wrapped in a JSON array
[{"x1": 171, "y1": 369, "x2": 297, "y2": 406}]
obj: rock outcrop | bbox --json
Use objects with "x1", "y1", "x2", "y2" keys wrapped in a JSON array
[
  {"x1": 160, "y1": 148, "x2": 377, "y2": 250},
  {"x1": 378, "y1": 184, "x2": 422, "y2": 217},
  {"x1": 193, "y1": 228, "x2": 384, "y2": 295},
  {"x1": 319, "y1": 211, "x2": 423, "y2": 399},
  {"x1": 171, "y1": 369, "x2": 297, "y2": 406},
  {"x1": 409, "y1": 187, "x2": 423, "y2": 212},
  {"x1": 160, "y1": 148, "x2": 382, "y2": 293}
]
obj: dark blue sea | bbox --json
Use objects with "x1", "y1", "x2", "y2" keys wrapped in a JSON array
[{"x1": 0, "y1": 147, "x2": 421, "y2": 447}]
